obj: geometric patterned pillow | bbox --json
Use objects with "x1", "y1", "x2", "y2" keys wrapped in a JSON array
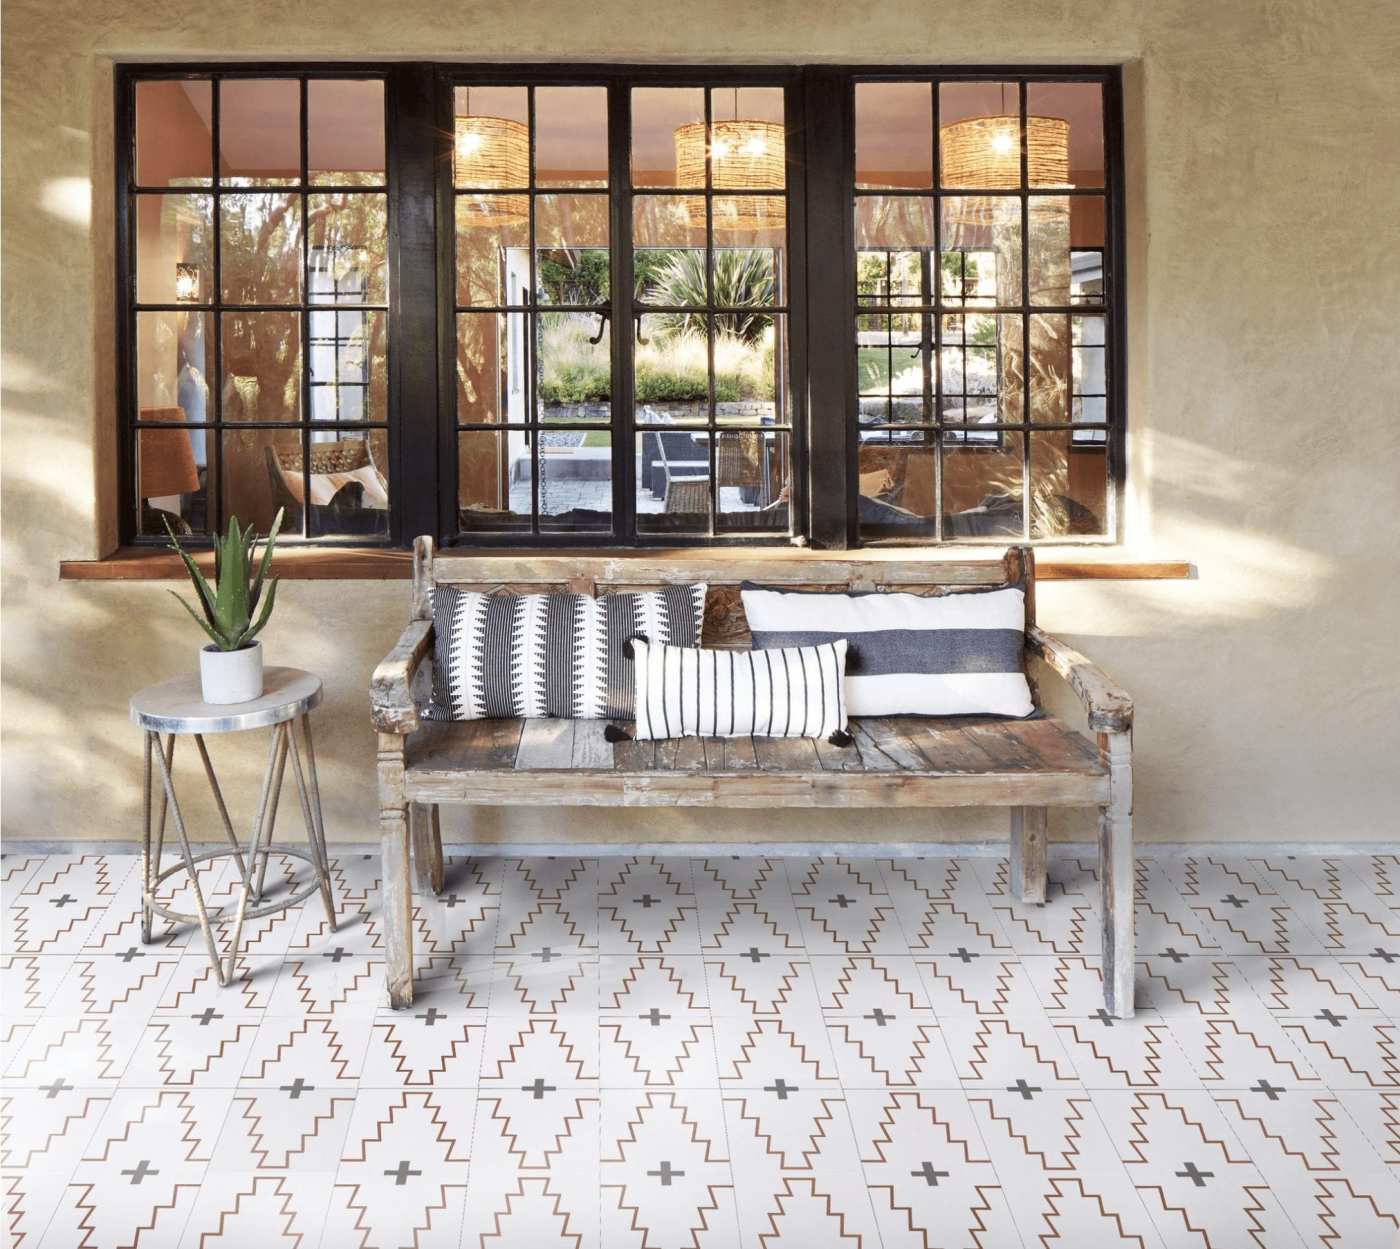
[{"x1": 425, "y1": 584, "x2": 707, "y2": 722}]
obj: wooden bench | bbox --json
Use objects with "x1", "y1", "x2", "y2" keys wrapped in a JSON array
[{"x1": 370, "y1": 538, "x2": 1136, "y2": 1016}]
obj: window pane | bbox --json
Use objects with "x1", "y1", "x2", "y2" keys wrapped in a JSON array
[
  {"x1": 1028, "y1": 196, "x2": 1105, "y2": 306},
  {"x1": 308, "y1": 193, "x2": 388, "y2": 305},
  {"x1": 458, "y1": 429, "x2": 530, "y2": 531},
  {"x1": 717, "y1": 311, "x2": 781, "y2": 424},
  {"x1": 855, "y1": 195, "x2": 934, "y2": 254},
  {"x1": 535, "y1": 87, "x2": 607, "y2": 188},
  {"x1": 943, "y1": 430, "x2": 1024, "y2": 537},
  {"x1": 539, "y1": 312, "x2": 610, "y2": 425},
  {"x1": 939, "y1": 82, "x2": 1022, "y2": 190},
  {"x1": 635, "y1": 196, "x2": 706, "y2": 305},
  {"x1": 136, "y1": 194, "x2": 212, "y2": 305},
  {"x1": 632, "y1": 87, "x2": 703, "y2": 188},
  {"x1": 221, "y1": 194, "x2": 302, "y2": 304},
  {"x1": 456, "y1": 311, "x2": 517, "y2": 424},
  {"x1": 712, "y1": 201, "x2": 784, "y2": 304},
  {"x1": 219, "y1": 79, "x2": 300, "y2": 186},
  {"x1": 636, "y1": 430, "x2": 708, "y2": 534},
  {"x1": 1030, "y1": 430, "x2": 1107, "y2": 537},
  {"x1": 535, "y1": 193, "x2": 609, "y2": 305},
  {"x1": 635, "y1": 315, "x2": 708, "y2": 424},
  {"x1": 541, "y1": 431, "x2": 612, "y2": 532},
  {"x1": 308, "y1": 79, "x2": 385, "y2": 186},
  {"x1": 708, "y1": 86, "x2": 785, "y2": 192},
  {"x1": 1073, "y1": 313, "x2": 1108, "y2": 421},
  {"x1": 136, "y1": 310, "x2": 213, "y2": 421},
  {"x1": 454, "y1": 86, "x2": 529, "y2": 189},
  {"x1": 857, "y1": 315, "x2": 929, "y2": 425},
  {"x1": 717, "y1": 429, "x2": 789, "y2": 532},
  {"x1": 309, "y1": 308, "x2": 386, "y2": 423},
  {"x1": 1027, "y1": 82, "x2": 1104, "y2": 189},
  {"x1": 1029, "y1": 314, "x2": 1070, "y2": 423},
  {"x1": 858, "y1": 439, "x2": 935, "y2": 532},
  {"x1": 855, "y1": 82, "x2": 932, "y2": 190},
  {"x1": 137, "y1": 411, "x2": 208, "y2": 535},
  {"x1": 221, "y1": 311, "x2": 302, "y2": 422},
  {"x1": 305, "y1": 430, "x2": 390, "y2": 537},
  {"x1": 222, "y1": 427, "x2": 305, "y2": 534},
  {"x1": 455, "y1": 195, "x2": 529, "y2": 307},
  {"x1": 135, "y1": 80, "x2": 212, "y2": 187},
  {"x1": 940, "y1": 313, "x2": 1022, "y2": 424},
  {"x1": 940, "y1": 197, "x2": 1021, "y2": 307}
]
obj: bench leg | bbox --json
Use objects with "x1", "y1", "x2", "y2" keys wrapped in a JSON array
[
  {"x1": 1098, "y1": 730, "x2": 1135, "y2": 1019},
  {"x1": 1010, "y1": 806, "x2": 1048, "y2": 904},
  {"x1": 411, "y1": 802, "x2": 444, "y2": 895},
  {"x1": 381, "y1": 802, "x2": 414, "y2": 1009}
]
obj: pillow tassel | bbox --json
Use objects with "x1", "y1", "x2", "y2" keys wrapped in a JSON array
[
  {"x1": 827, "y1": 728, "x2": 854, "y2": 748},
  {"x1": 604, "y1": 723, "x2": 631, "y2": 743}
]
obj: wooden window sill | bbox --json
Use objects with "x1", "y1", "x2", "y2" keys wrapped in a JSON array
[{"x1": 59, "y1": 547, "x2": 1193, "y2": 582}]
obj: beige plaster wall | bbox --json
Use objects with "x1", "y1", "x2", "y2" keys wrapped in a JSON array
[{"x1": 3, "y1": 0, "x2": 1399, "y2": 848}]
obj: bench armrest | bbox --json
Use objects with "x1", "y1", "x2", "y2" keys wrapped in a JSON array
[
  {"x1": 1026, "y1": 624, "x2": 1134, "y2": 734},
  {"x1": 371, "y1": 618, "x2": 434, "y2": 734}
]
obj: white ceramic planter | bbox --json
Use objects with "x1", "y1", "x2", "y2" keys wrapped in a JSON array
[{"x1": 199, "y1": 641, "x2": 264, "y2": 705}]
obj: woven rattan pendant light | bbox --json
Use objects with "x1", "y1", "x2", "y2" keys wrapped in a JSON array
[
  {"x1": 940, "y1": 84, "x2": 1070, "y2": 191},
  {"x1": 455, "y1": 88, "x2": 530, "y2": 228},
  {"x1": 674, "y1": 89, "x2": 785, "y2": 233}
]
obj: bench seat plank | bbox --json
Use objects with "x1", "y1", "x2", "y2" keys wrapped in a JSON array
[{"x1": 402, "y1": 715, "x2": 1107, "y2": 808}]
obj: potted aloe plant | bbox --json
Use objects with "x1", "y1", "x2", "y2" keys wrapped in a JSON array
[{"x1": 164, "y1": 511, "x2": 283, "y2": 704}]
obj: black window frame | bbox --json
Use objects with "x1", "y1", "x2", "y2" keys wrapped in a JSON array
[{"x1": 114, "y1": 62, "x2": 1124, "y2": 551}]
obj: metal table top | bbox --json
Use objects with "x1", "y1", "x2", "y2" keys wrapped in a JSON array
[{"x1": 130, "y1": 667, "x2": 322, "y2": 734}]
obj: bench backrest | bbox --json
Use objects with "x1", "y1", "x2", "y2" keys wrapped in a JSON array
[{"x1": 413, "y1": 539, "x2": 1036, "y2": 650}]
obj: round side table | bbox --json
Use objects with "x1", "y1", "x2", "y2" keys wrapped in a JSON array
[{"x1": 130, "y1": 666, "x2": 336, "y2": 984}]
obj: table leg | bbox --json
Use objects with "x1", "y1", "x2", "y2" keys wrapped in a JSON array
[
  {"x1": 252, "y1": 728, "x2": 289, "y2": 901},
  {"x1": 146, "y1": 734, "x2": 177, "y2": 938},
  {"x1": 224, "y1": 723, "x2": 288, "y2": 983},
  {"x1": 141, "y1": 732, "x2": 154, "y2": 942},
  {"x1": 194, "y1": 734, "x2": 248, "y2": 879},
  {"x1": 152, "y1": 731, "x2": 226, "y2": 986},
  {"x1": 287, "y1": 716, "x2": 336, "y2": 928}
]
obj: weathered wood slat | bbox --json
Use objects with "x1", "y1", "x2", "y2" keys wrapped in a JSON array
[
  {"x1": 849, "y1": 718, "x2": 928, "y2": 771},
  {"x1": 657, "y1": 735, "x2": 708, "y2": 771},
  {"x1": 514, "y1": 719, "x2": 576, "y2": 770},
  {"x1": 813, "y1": 730, "x2": 864, "y2": 771},
  {"x1": 750, "y1": 736, "x2": 821, "y2": 772},
  {"x1": 901, "y1": 720, "x2": 1007, "y2": 774},
  {"x1": 720, "y1": 735, "x2": 760, "y2": 772},
  {"x1": 611, "y1": 735, "x2": 656, "y2": 771},
  {"x1": 571, "y1": 721, "x2": 615, "y2": 769},
  {"x1": 960, "y1": 721, "x2": 1049, "y2": 772}
]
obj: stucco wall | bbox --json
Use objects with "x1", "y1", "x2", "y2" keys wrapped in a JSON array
[{"x1": 3, "y1": 0, "x2": 1398, "y2": 847}]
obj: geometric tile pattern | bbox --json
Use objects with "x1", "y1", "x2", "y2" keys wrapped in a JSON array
[{"x1": 4, "y1": 849, "x2": 1400, "y2": 1247}]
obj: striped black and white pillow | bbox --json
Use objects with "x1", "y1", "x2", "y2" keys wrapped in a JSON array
[
  {"x1": 426, "y1": 585, "x2": 706, "y2": 721},
  {"x1": 631, "y1": 638, "x2": 847, "y2": 741},
  {"x1": 740, "y1": 584, "x2": 1034, "y2": 718}
]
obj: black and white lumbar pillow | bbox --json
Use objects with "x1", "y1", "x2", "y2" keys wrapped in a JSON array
[
  {"x1": 426, "y1": 584, "x2": 706, "y2": 721},
  {"x1": 740, "y1": 584, "x2": 1033, "y2": 718},
  {"x1": 630, "y1": 638, "x2": 848, "y2": 741}
]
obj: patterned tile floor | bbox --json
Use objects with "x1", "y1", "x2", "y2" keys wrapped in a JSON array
[{"x1": 5, "y1": 849, "x2": 1400, "y2": 1248}]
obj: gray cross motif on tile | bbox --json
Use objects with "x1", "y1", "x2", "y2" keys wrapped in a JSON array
[
  {"x1": 1371, "y1": 948, "x2": 1398, "y2": 963},
  {"x1": 1175, "y1": 1161, "x2": 1214, "y2": 1187},
  {"x1": 440, "y1": 894, "x2": 464, "y2": 908},
  {"x1": 191, "y1": 1007, "x2": 223, "y2": 1026},
  {"x1": 49, "y1": 893, "x2": 77, "y2": 907},
  {"x1": 765, "y1": 1078, "x2": 799, "y2": 1100},
  {"x1": 121, "y1": 1160, "x2": 159, "y2": 1185},
  {"x1": 1250, "y1": 1079, "x2": 1286, "y2": 1100},
  {"x1": 950, "y1": 948, "x2": 980, "y2": 963},
  {"x1": 323, "y1": 947, "x2": 350, "y2": 962},
  {"x1": 118, "y1": 947, "x2": 145, "y2": 962},
  {"x1": 383, "y1": 1160, "x2": 422, "y2": 1186},
  {"x1": 521, "y1": 1078, "x2": 556, "y2": 1099},
  {"x1": 280, "y1": 1078, "x2": 315, "y2": 1099},
  {"x1": 1094, "y1": 1008, "x2": 1115, "y2": 1026},
  {"x1": 1220, "y1": 894, "x2": 1249, "y2": 909},
  {"x1": 1161, "y1": 948, "x2": 1189, "y2": 963},
  {"x1": 532, "y1": 947, "x2": 560, "y2": 962},
  {"x1": 742, "y1": 947, "x2": 770, "y2": 963},
  {"x1": 829, "y1": 894, "x2": 855, "y2": 909},
  {"x1": 40, "y1": 1078, "x2": 72, "y2": 1099},
  {"x1": 648, "y1": 1161, "x2": 684, "y2": 1185},
  {"x1": 416, "y1": 1007, "x2": 446, "y2": 1026},
  {"x1": 864, "y1": 1008, "x2": 893, "y2": 1027},
  {"x1": 634, "y1": 894, "x2": 660, "y2": 909},
  {"x1": 910, "y1": 1161, "x2": 949, "y2": 1187},
  {"x1": 1315, "y1": 1008, "x2": 1347, "y2": 1027},
  {"x1": 1006, "y1": 1079, "x2": 1042, "y2": 1100},
  {"x1": 639, "y1": 1008, "x2": 671, "y2": 1025}
]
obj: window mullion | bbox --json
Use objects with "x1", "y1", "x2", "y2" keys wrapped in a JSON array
[{"x1": 610, "y1": 81, "x2": 636, "y2": 543}]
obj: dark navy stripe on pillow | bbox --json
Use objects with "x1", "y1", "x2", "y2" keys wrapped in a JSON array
[{"x1": 748, "y1": 627, "x2": 1023, "y2": 675}]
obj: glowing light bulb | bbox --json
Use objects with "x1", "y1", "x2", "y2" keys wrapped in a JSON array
[{"x1": 990, "y1": 128, "x2": 1016, "y2": 156}]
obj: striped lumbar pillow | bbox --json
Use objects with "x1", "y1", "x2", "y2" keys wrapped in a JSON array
[
  {"x1": 426, "y1": 584, "x2": 706, "y2": 721},
  {"x1": 740, "y1": 584, "x2": 1034, "y2": 718},
  {"x1": 630, "y1": 638, "x2": 848, "y2": 741}
]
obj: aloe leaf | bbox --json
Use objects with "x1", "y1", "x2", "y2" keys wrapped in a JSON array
[
  {"x1": 162, "y1": 517, "x2": 219, "y2": 628},
  {"x1": 248, "y1": 508, "x2": 283, "y2": 616},
  {"x1": 169, "y1": 590, "x2": 227, "y2": 649},
  {"x1": 239, "y1": 577, "x2": 279, "y2": 647},
  {"x1": 214, "y1": 517, "x2": 251, "y2": 643}
]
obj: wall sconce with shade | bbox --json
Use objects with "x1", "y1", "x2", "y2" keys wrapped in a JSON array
[
  {"x1": 174, "y1": 262, "x2": 201, "y2": 303},
  {"x1": 675, "y1": 89, "x2": 785, "y2": 233},
  {"x1": 454, "y1": 89, "x2": 530, "y2": 228}
]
